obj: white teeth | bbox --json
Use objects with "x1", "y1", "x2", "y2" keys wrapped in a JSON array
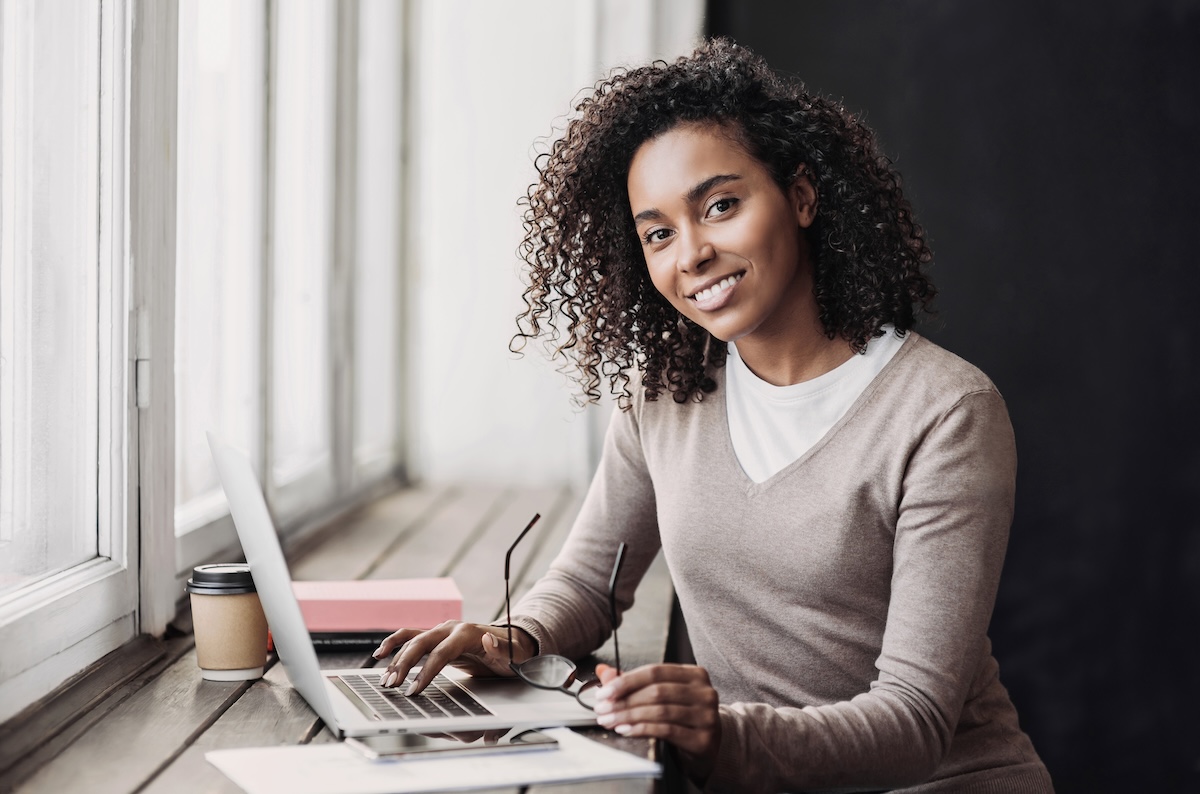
[{"x1": 693, "y1": 274, "x2": 741, "y2": 302}]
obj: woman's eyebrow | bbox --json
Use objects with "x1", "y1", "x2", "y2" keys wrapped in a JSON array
[
  {"x1": 632, "y1": 173, "x2": 742, "y2": 225},
  {"x1": 685, "y1": 173, "x2": 741, "y2": 205}
]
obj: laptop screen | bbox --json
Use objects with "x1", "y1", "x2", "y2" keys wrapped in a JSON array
[{"x1": 207, "y1": 432, "x2": 341, "y2": 730}]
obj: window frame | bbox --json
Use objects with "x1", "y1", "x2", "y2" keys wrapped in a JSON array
[
  {"x1": 0, "y1": 0, "x2": 149, "y2": 723},
  {"x1": 2, "y1": 0, "x2": 410, "y2": 723},
  {"x1": 170, "y1": 0, "x2": 408, "y2": 584}
]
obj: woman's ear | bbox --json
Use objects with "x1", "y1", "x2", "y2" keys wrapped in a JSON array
[{"x1": 791, "y1": 164, "x2": 818, "y2": 229}]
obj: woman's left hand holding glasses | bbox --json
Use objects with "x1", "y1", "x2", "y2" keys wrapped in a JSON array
[{"x1": 592, "y1": 662, "x2": 722, "y2": 781}]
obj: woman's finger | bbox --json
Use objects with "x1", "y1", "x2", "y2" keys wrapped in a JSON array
[
  {"x1": 372, "y1": 628, "x2": 424, "y2": 660},
  {"x1": 480, "y1": 631, "x2": 512, "y2": 665},
  {"x1": 481, "y1": 628, "x2": 535, "y2": 666},
  {"x1": 598, "y1": 681, "x2": 717, "y2": 712},
  {"x1": 596, "y1": 701, "x2": 714, "y2": 731},
  {"x1": 379, "y1": 621, "x2": 458, "y2": 687},
  {"x1": 400, "y1": 624, "x2": 529, "y2": 694},
  {"x1": 595, "y1": 663, "x2": 619, "y2": 685},
  {"x1": 409, "y1": 623, "x2": 489, "y2": 693},
  {"x1": 591, "y1": 663, "x2": 721, "y2": 762},
  {"x1": 595, "y1": 663, "x2": 711, "y2": 703},
  {"x1": 391, "y1": 637, "x2": 443, "y2": 691},
  {"x1": 376, "y1": 622, "x2": 536, "y2": 692}
]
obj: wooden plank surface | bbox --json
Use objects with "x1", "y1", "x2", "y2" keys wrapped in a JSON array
[
  {"x1": 449, "y1": 486, "x2": 563, "y2": 622},
  {"x1": 137, "y1": 487, "x2": 466, "y2": 792},
  {"x1": 15, "y1": 649, "x2": 251, "y2": 794},
  {"x1": 595, "y1": 552, "x2": 674, "y2": 672},
  {"x1": 9, "y1": 485, "x2": 673, "y2": 794},
  {"x1": 290, "y1": 485, "x2": 451, "y2": 581},
  {"x1": 0, "y1": 634, "x2": 193, "y2": 792},
  {"x1": 0, "y1": 636, "x2": 165, "y2": 780},
  {"x1": 134, "y1": 486, "x2": 529, "y2": 792},
  {"x1": 369, "y1": 485, "x2": 508, "y2": 582},
  {"x1": 139, "y1": 661, "x2": 312, "y2": 794},
  {"x1": 505, "y1": 490, "x2": 584, "y2": 615}
]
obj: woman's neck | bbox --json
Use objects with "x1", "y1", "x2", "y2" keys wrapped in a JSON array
[{"x1": 732, "y1": 313, "x2": 854, "y2": 387}]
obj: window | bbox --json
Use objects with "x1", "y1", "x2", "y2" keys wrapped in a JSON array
[
  {"x1": 173, "y1": 0, "x2": 406, "y2": 572},
  {"x1": 269, "y1": 0, "x2": 337, "y2": 516},
  {"x1": 353, "y1": 0, "x2": 404, "y2": 479},
  {"x1": 1, "y1": 0, "x2": 407, "y2": 724},
  {"x1": 0, "y1": 0, "x2": 139, "y2": 722},
  {"x1": 0, "y1": 0, "x2": 101, "y2": 599},
  {"x1": 174, "y1": 0, "x2": 266, "y2": 547}
]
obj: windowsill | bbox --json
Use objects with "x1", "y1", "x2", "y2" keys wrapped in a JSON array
[
  {"x1": 0, "y1": 633, "x2": 188, "y2": 784},
  {"x1": 0, "y1": 472, "x2": 404, "y2": 784}
]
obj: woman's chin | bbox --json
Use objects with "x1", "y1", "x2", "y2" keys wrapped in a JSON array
[{"x1": 699, "y1": 318, "x2": 752, "y2": 344}]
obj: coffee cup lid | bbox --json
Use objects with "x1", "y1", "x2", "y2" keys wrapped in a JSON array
[{"x1": 186, "y1": 563, "x2": 258, "y2": 595}]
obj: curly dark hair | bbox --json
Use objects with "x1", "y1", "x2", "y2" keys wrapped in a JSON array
[{"x1": 512, "y1": 37, "x2": 936, "y2": 407}]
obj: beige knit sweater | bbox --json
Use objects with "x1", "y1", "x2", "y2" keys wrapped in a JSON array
[{"x1": 510, "y1": 333, "x2": 1053, "y2": 793}]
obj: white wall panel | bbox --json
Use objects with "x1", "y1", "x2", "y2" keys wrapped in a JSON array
[{"x1": 407, "y1": 0, "x2": 702, "y2": 487}]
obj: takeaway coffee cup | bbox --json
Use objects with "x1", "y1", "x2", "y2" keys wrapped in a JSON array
[{"x1": 186, "y1": 563, "x2": 269, "y2": 681}]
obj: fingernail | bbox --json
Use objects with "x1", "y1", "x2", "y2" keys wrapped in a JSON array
[
  {"x1": 378, "y1": 672, "x2": 387, "y2": 686},
  {"x1": 596, "y1": 686, "x2": 614, "y2": 700},
  {"x1": 593, "y1": 700, "x2": 612, "y2": 715},
  {"x1": 404, "y1": 681, "x2": 418, "y2": 696},
  {"x1": 597, "y1": 713, "x2": 615, "y2": 726},
  {"x1": 614, "y1": 724, "x2": 632, "y2": 735},
  {"x1": 385, "y1": 671, "x2": 398, "y2": 687},
  {"x1": 372, "y1": 645, "x2": 386, "y2": 658}
]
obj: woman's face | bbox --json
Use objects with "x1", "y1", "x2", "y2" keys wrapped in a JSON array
[{"x1": 627, "y1": 123, "x2": 817, "y2": 345}]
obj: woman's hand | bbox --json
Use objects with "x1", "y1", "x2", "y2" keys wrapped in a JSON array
[
  {"x1": 372, "y1": 621, "x2": 537, "y2": 695},
  {"x1": 592, "y1": 663, "x2": 722, "y2": 782}
]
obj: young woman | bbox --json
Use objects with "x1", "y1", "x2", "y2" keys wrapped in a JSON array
[{"x1": 373, "y1": 39, "x2": 1053, "y2": 793}]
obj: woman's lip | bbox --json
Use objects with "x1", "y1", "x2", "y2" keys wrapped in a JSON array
[
  {"x1": 688, "y1": 272, "x2": 743, "y2": 298},
  {"x1": 689, "y1": 273, "x2": 744, "y2": 312}
]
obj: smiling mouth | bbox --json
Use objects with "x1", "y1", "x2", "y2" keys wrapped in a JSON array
[{"x1": 689, "y1": 273, "x2": 744, "y2": 303}]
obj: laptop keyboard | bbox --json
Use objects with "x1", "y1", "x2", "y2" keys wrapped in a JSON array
[{"x1": 339, "y1": 672, "x2": 494, "y2": 721}]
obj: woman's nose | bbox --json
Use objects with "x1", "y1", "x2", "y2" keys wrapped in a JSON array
[{"x1": 676, "y1": 229, "x2": 715, "y2": 273}]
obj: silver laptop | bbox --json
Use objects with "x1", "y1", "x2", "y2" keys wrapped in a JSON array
[{"x1": 207, "y1": 432, "x2": 597, "y2": 738}]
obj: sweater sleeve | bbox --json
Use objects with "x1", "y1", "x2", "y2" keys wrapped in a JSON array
[
  {"x1": 706, "y1": 389, "x2": 1018, "y2": 794},
  {"x1": 505, "y1": 402, "x2": 664, "y2": 660}
]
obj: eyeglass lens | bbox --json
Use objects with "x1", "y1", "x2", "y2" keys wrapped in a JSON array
[
  {"x1": 511, "y1": 655, "x2": 601, "y2": 710},
  {"x1": 516, "y1": 654, "x2": 577, "y2": 688}
]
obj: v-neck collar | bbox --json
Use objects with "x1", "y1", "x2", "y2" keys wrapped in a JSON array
[{"x1": 714, "y1": 332, "x2": 921, "y2": 496}]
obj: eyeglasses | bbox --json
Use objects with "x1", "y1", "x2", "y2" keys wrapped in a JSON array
[{"x1": 504, "y1": 513, "x2": 626, "y2": 710}]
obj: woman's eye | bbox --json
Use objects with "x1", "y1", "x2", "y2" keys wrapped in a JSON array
[
  {"x1": 643, "y1": 228, "x2": 672, "y2": 245},
  {"x1": 707, "y1": 197, "x2": 737, "y2": 216}
]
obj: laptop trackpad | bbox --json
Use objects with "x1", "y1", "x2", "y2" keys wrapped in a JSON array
[{"x1": 460, "y1": 676, "x2": 579, "y2": 708}]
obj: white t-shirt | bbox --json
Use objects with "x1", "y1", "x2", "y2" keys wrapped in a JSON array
[{"x1": 726, "y1": 327, "x2": 905, "y2": 483}]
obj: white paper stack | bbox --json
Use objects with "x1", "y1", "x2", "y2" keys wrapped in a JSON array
[{"x1": 206, "y1": 728, "x2": 661, "y2": 794}]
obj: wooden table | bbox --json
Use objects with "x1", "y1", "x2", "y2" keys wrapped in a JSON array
[{"x1": 0, "y1": 485, "x2": 682, "y2": 794}]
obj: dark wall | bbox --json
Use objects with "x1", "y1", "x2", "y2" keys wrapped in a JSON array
[{"x1": 708, "y1": 2, "x2": 1200, "y2": 791}]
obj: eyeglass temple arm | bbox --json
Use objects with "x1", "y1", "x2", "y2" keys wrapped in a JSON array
[
  {"x1": 608, "y1": 542, "x2": 627, "y2": 674},
  {"x1": 504, "y1": 514, "x2": 541, "y2": 668}
]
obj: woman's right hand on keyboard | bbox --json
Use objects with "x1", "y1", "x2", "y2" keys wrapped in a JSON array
[{"x1": 372, "y1": 621, "x2": 537, "y2": 695}]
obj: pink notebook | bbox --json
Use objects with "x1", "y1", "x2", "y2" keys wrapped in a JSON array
[
  {"x1": 292, "y1": 578, "x2": 462, "y2": 632},
  {"x1": 267, "y1": 578, "x2": 462, "y2": 650}
]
